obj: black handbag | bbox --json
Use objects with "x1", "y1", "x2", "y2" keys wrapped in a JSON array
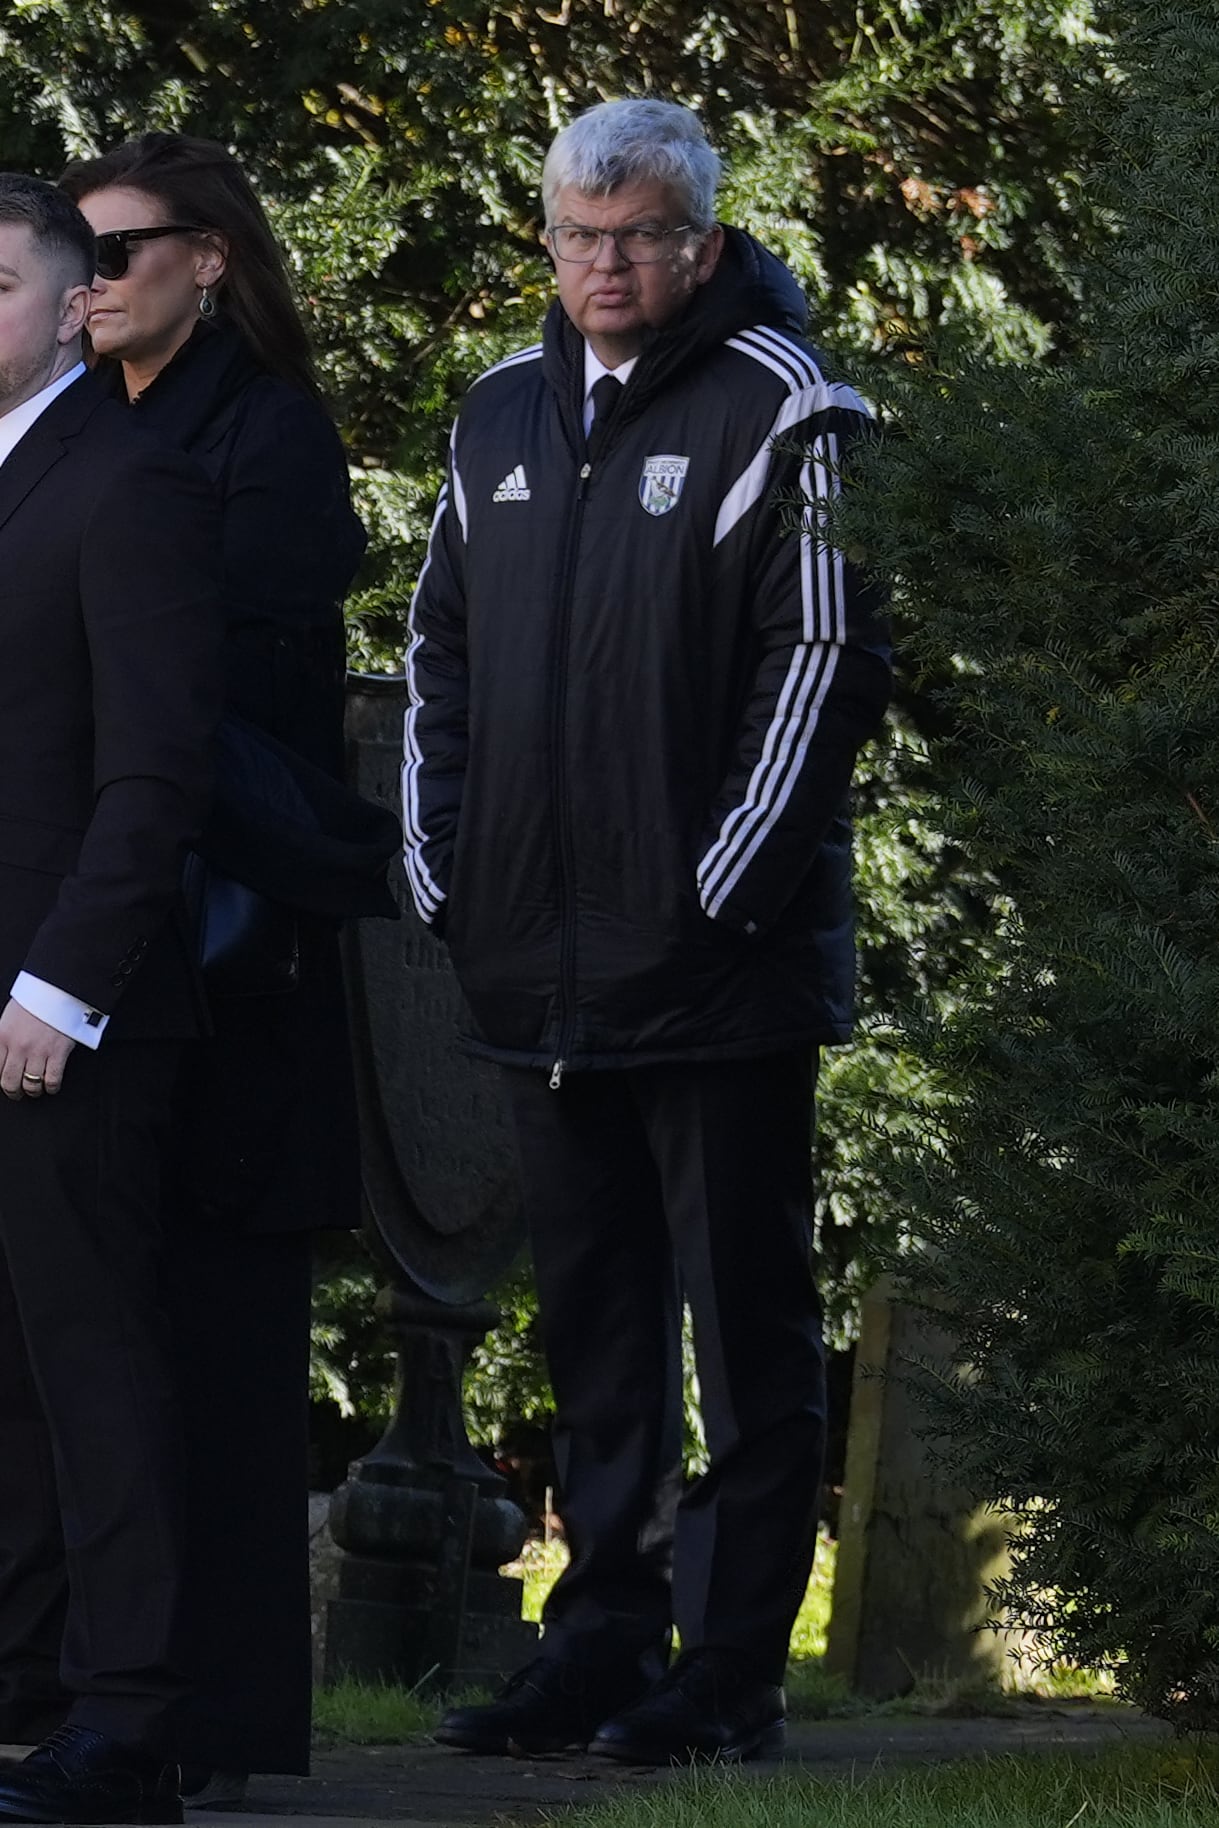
[
  {"x1": 182, "y1": 851, "x2": 300, "y2": 998},
  {"x1": 183, "y1": 712, "x2": 399, "y2": 996},
  {"x1": 197, "y1": 714, "x2": 401, "y2": 919}
]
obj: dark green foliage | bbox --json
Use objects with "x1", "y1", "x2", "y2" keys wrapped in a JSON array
[
  {"x1": 309, "y1": 1232, "x2": 395, "y2": 1424},
  {"x1": 842, "y1": 0, "x2": 1219, "y2": 1728},
  {"x1": 1, "y1": 1, "x2": 1106, "y2": 634},
  {"x1": 3, "y1": 0, "x2": 1102, "y2": 313},
  {"x1": 0, "y1": 4, "x2": 1106, "y2": 1435},
  {"x1": 463, "y1": 1263, "x2": 554, "y2": 1446}
]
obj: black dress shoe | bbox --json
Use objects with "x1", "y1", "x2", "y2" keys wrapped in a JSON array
[
  {"x1": 434, "y1": 1655, "x2": 647, "y2": 1756},
  {"x1": 0, "y1": 1725, "x2": 182, "y2": 1824},
  {"x1": 591, "y1": 1648, "x2": 786, "y2": 1765}
]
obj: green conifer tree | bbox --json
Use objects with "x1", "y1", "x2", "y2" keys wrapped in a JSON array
[
  {"x1": 0, "y1": 1, "x2": 1110, "y2": 1447},
  {"x1": 845, "y1": 0, "x2": 1219, "y2": 1725}
]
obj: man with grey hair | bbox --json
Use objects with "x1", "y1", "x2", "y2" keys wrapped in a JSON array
[
  {"x1": 405, "y1": 99, "x2": 890, "y2": 1764},
  {"x1": 0, "y1": 174, "x2": 221, "y2": 1824}
]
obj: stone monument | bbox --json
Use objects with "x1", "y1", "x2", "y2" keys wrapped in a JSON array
[
  {"x1": 323, "y1": 674, "x2": 538, "y2": 1692},
  {"x1": 826, "y1": 1278, "x2": 1023, "y2": 1698}
]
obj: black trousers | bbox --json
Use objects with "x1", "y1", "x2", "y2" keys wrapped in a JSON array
[
  {"x1": 0, "y1": 1260, "x2": 67, "y2": 1746},
  {"x1": 503, "y1": 1051, "x2": 825, "y2": 1688},
  {"x1": 0, "y1": 1209, "x2": 314, "y2": 1773},
  {"x1": 160, "y1": 1225, "x2": 314, "y2": 1774},
  {"x1": 0, "y1": 1043, "x2": 186, "y2": 1754}
]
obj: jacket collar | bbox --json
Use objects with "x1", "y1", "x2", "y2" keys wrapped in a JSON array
[
  {"x1": 96, "y1": 316, "x2": 265, "y2": 451},
  {"x1": 0, "y1": 362, "x2": 86, "y2": 468},
  {"x1": 0, "y1": 365, "x2": 112, "y2": 540}
]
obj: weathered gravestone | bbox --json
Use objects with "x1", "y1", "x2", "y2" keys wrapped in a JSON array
[
  {"x1": 826, "y1": 1278, "x2": 1025, "y2": 1698},
  {"x1": 323, "y1": 674, "x2": 538, "y2": 1692}
]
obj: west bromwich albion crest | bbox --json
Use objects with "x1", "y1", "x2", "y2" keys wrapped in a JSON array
[{"x1": 639, "y1": 454, "x2": 690, "y2": 516}]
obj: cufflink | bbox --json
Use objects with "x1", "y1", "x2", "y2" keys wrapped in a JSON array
[{"x1": 84, "y1": 1009, "x2": 103, "y2": 1027}]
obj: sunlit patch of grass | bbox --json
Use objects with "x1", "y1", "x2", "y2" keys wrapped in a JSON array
[
  {"x1": 313, "y1": 1676, "x2": 442, "y2": 1742},
  {"x1": 552, "y1": 1746, "x2": 1219, "y2": 1828},
  {"x1": 313, "y1": 1676, "x2": 488, "y2": 1744},
  {"x1": 789, "y1": 1529, "x2": 835, "y2": 1661},
  {"x1": 1001, "y1": 1651, "x2": 1119, "y2": 1702}
]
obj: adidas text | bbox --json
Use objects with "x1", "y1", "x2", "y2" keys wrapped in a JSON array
[{"x1": 493, "y1": 465, "x2": 531, "y2": 503}]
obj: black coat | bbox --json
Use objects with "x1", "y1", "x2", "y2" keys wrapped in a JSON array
[
  {"x1": 106, "y1": 321, "x2": 368, "y2": 1230},
  {"x1": 405, "y1": 230, "x2": 891, "y2": 1074},
  {"x1": 0, "y1": 375, "x2": 222, "y2": 1036}
]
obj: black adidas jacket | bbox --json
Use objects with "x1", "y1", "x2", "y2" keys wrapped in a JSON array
[{"x1": 403, "y1": 228, "x2": 891, "y2": 1075}]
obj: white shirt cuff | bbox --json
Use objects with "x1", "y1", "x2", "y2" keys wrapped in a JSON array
[{"x1": 10, "y1": 973, "x2": 109, "y2": 1049}]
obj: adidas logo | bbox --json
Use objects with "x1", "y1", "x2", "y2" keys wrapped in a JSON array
[{"x1": 493, "y1": 464, "x2": 531, "y2": 503}]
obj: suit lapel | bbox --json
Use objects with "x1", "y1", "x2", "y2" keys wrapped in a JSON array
[{"x1": 0, "y1": 371, "x2": 106, "y2": 540}]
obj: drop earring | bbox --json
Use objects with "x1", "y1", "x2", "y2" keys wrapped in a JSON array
[{"x1": 198, "y1": 285, "x2": 216, "y2": 320}]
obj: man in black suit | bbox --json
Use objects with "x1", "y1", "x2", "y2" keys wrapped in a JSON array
[{"x1": 0, "y1": 175, "x2": 222, "y2": 1826}]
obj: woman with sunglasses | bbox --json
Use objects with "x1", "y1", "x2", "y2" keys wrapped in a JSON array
[{"x1": 38, "y1": 132, "x2": 368, "y2": 1801}]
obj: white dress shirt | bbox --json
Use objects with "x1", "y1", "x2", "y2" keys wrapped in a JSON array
[
  {"x1": 0, "y1": 361, "x2": 84, "y2": 463},
  {"x1": 2, "y1": 362, "x2": 109, "y2": 1048},
  {"x1": 582, "y1": 345, "x2": 638, "y2": 435}
]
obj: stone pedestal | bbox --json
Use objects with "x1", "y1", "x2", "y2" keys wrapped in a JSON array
[
  {"x1": 325, "y1": 1556, "x2": 537, "y2": 1692},
  {"x1": 322, "y1": 677, "x2": 539, "y2": 1694},
  {"x1": 826, "y1": 1280, "x2": 1023, "y2": 1698},
  {"x1": 324, "y1": 1287, "x2": 538, "y2": 1691}
]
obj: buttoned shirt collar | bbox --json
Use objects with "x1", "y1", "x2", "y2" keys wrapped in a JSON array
[
  {"x1": 0, "y1": 362, "x2": 86, "y2": 470},
  {"x1": 582, "y1": 344, "x2": 638, "y2": 435}
]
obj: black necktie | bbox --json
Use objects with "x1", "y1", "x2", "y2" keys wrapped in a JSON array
[{"x1": 587, "y1": 374, "x2": 623, "y2": 457}]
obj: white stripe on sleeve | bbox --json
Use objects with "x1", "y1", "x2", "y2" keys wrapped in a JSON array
[
  {"x1": 450, "y1": 424, "x2": 469, "y2": 541},
  {"x1": 468, "y1": 343, "x2": 544, "y2": 389},
  {"x1": 697, "y1": 644, "x2": 840, "y2": 917},
  {"x1": 713, "y1": 380, "x2": 861, "y2": 549},
  {"x1": 400, "y1": 485, "x2": 451, "y2": 921}
]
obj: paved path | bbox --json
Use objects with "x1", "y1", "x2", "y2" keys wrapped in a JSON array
[{"x1": 8, "y1": 1702, "x2": 1145, "y2": 1824}]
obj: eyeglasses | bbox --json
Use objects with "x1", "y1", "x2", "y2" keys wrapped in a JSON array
[
  {"x1": 94, "y1": 225, "x2": 205, "y2": 281},
  {"x1": 546, "y1": 223, "x2": 696, "y2": 265}
]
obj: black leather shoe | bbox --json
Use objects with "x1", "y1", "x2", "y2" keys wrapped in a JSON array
[
  {"x1": 591, "y1": 1648, "x2": 786, "y2": 1765},
  {"x1": 0, "y1": 1725, "x2": 182, "y2": 1824},
  {"x1": 434, "y1": 1656, "x2": 646, "y2": 1756}
]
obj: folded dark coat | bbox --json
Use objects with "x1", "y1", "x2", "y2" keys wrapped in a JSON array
[{"x1": 198, "y1": 712, "x2": 400, "y2": 920}]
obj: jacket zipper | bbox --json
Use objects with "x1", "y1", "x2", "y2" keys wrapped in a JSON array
[{"x1": 549, "y1": 455, "x2": 594, "y2": 1090}]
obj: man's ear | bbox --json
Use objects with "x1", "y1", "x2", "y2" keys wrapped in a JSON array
[
  {"x1": 694, "y1": 224, "x2": 725, "y2": 287},
  {"x1": 58, "y1": 281, "x2": 91, "y2": 346}
]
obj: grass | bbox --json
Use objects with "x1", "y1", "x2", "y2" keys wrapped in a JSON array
[
  {"x1": 512, "y1": 1527, "x2": 837, "y2": 1657},
  {"x1": 313, "y1": 1676, "x2": 447, "y2": 1743},
  {"x1": 315, "y1": 1531, "x2": 1122, "y2": 1744},
  {"x1": 550, "y1": 1747, "x2": 1219, "y2": 1828}
]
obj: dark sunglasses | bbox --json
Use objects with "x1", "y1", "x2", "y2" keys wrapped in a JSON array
[{"x1": 93, "y1": 224, "x2": 205, "y2": 281}]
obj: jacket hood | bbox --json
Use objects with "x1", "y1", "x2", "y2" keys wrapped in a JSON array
[
  {"x1": 694, "y1": 226, "x2": 808, "y2": 345},
  {"x1": 542, "y1": 225, "x2": 809, "y2": 430}
]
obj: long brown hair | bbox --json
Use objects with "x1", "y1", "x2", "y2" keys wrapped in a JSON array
[{"x1": 61, "y1": 132, "x2": 319, "y2": 397}]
